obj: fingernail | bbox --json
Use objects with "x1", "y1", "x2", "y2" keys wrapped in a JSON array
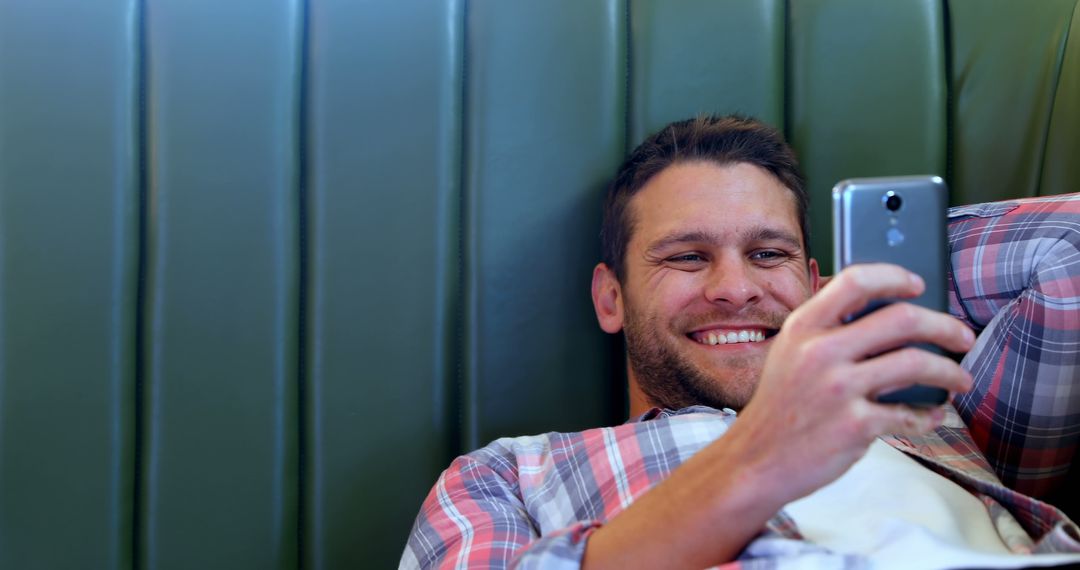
[
  {"x1": 963, "y1": 327, "x2": 976, "y2": 345},
  {"x1": 909, "y1": 273, "x2": 924, "y2": 289}
]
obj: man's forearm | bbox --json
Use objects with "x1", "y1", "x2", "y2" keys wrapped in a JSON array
[{"x1": 581, "y1": 422, "x2": 793, "y2": 569}]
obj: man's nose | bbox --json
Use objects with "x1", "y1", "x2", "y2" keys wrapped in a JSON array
[{"x1": 703, "y1": 257, "x2": 764, "y2": 307}]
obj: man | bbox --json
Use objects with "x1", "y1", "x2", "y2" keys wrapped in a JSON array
[{"x1": 401, "y1": 115, "x2": 1080, "y2": 568}]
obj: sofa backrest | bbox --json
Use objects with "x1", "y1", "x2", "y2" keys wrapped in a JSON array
[{"x1": 1, "y1": 0, "x2": 1078, "y2": 568}]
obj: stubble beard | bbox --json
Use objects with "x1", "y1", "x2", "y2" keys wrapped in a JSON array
[{"x1": 622, "y1": 308, "x2": 781, "y2": 412}]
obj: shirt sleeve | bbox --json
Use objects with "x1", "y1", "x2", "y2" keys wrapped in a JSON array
[
  {"x1": 400, "y1": 452, "x2": 601, "y2": 569},
  {"x1": 946, "y1": 193, "x2": 1080, "y2": 498}
]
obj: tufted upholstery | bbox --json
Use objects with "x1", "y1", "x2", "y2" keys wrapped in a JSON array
[{"x1": 1, "y1": 0, "x2": 1078, "y2": 568}]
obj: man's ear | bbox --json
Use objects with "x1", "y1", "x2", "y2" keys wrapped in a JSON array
[
  {"x1": 808, "y1": 257, "x2": 823, "y2": 293},
  {"x1": 591, "y1": 262, "x2": 625, "y2": 334}
]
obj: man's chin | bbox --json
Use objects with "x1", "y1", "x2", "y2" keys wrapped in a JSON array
[
  {"x1": 684, "y1": 357, "x2": 762, "y2": 409},
  {"x1": 624, "y1": 322, "x2": 765, "y2": 411},
  {"x1": 688, "y1": 341, "x2": 765, "y2": 371},
  {"x1": 642, "y1": 360, "x2": 759, "y2": 412}
]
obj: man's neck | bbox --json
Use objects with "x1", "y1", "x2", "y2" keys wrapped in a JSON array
[{"x1": 626, "y1": 374, "x2": 653, "y2": 418}]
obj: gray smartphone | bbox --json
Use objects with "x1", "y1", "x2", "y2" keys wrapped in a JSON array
[{"x1": 832, "y1": 175, "x2": 949, "y2": 407}]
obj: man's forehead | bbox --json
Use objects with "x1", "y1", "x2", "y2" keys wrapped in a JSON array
[{"x1": 626, "y1": 161, "x2": 802, "y2": 242}]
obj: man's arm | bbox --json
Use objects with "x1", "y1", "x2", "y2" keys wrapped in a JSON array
[
  {"x1": 583, "y1": 264, "x2": 975, "y2": 569},
  {"x1": 401, "y1": 447, "x2": 606, "y2": 569}
]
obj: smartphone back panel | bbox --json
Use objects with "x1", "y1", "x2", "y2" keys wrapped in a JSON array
[
  {"x1": 833, "y1": 176, "x2": 948, "y2": 315},
  {"x1": 832, "y1": 176, "x2": 950, "y2": 406}
]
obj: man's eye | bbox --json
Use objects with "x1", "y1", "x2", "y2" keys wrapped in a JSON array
[
  {"x1": 665, "y1": 253, "x2": 706, "y2": 268},
  {"x1": 751, "y1": 250, "x2": 788, "y2": 264}
]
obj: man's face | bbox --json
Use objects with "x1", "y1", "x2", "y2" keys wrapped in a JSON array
[{"x1": 602, "y1": 161, "x2": 820, "y2": 412}]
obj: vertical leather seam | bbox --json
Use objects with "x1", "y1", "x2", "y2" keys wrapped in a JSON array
[
  {"x1": 457, "y1": 0, "x2": 475, "y2": 455},
  {"x1": 782, "y1": 0, "x2": 792, "y2": 141},
  {"x1": 132, "y1": 0, "x2": 148, "y2": 566},
  {"x1": 1033, "y1": 0, "x2": 1077, "y2": 197},
  {"x1": 294, "y1": 0, "x2": 311, "y2": 567},
  {"x1": 624, "y1": 0, "x2": 633, "y2": 155},
  {"x1": 942, "y1": 0, "x2": 956, "y2": 203}
]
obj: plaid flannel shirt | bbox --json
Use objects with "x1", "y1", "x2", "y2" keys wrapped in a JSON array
[{"x1": 401, "y1": 194, "x2": 1080, "y2": 569}]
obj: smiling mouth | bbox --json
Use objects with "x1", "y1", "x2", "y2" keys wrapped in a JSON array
[{"x1": 688, "y1": 328, "x2": 779, "y2": 346}]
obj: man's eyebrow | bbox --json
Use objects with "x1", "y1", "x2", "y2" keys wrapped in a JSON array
[
  {"x1": 644, "y1": 231, "x2": 721, "y2": 254},
  {"x1": 644, "y1": 227, "x2": 803, "y2": 255},
  {"x1": 743, "y1": 227, "x2": 803, "y2": 250}
]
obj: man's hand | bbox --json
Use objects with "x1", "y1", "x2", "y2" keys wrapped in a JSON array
[
  {"x1": 584, "y1": 263, "x2": 975, "y2": 570},
  {"x1": 732, "y1": 263, "x2": 975, "y2": 505}
]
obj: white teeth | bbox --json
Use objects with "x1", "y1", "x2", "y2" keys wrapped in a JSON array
[{"x1": 697, "y1": 329, "x2": 769, "y2": 345}]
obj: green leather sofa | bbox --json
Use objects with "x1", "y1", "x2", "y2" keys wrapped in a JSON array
[{"x1": 1, "y1": 0, "x2": 1077, "y2": 568}]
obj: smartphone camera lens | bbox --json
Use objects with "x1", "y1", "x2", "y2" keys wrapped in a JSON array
[{"x1": 884, "y1": 191, "x2": 902, "y2": 212}]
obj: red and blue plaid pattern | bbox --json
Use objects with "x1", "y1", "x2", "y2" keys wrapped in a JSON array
[
  {"x1": 401, "y1": 194, "x2": 1080, "y2": 569},
  {"x1": 948, "y1": 195, "x2": 1080, "y2": 498}
]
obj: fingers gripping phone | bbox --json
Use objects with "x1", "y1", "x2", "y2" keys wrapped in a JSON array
[{"x1": 832, "y1": 176, "x2": 949, "y2": 407}]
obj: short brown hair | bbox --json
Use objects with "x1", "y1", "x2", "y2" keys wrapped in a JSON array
[{"x1": 601, "y1": 115, "x2": 809, "y2": 280}]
